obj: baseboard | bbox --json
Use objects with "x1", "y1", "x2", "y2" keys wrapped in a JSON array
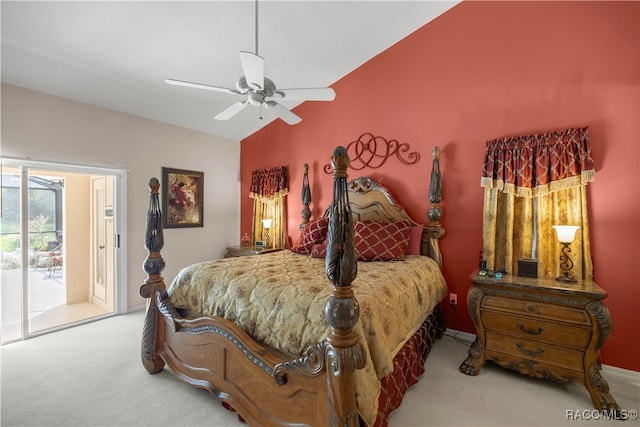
[
  {"x1": 127, "y1": 304, "x2": 146, "y2": 313},
  {"x1": 602, "y1": 363, "x2": 640, "y2": 382},
  {"x1": 444, "y1": 327, "x2": 640, "y2": 379},
  {"x1": 443, "y1": 328, "x2": 475, "y2": 343}
]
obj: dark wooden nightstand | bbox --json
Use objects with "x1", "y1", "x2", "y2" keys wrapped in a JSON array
[
  {"x1": 225, "y1": 245, "x2": 282, "y2": 258},
  {"x1": 459, "y1": 270, "x2": 620, "y2": 413}
]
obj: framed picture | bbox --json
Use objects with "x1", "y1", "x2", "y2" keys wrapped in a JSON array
[{"x1": 161, "y1": 167, "x2": 204, "y2": 228}]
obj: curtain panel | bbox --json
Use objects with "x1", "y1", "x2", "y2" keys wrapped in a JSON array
[
  {"x1": 481, "y1": 127, "x2": 594, "y2": 280},
  {"x1": 481, "y1": 127, "x2": 595, "y2": 198},
  {"x1": 250, "y1": 167, "x2": 288, "y2": 249},
  {"x1": 250, "y1": 167, "x2": 289, "y2": 200}
]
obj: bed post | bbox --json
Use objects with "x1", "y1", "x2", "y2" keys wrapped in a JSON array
[
  {"x1": 139, "y1": 178, "x2": 166, "y2": 374},
  {"x1": 300, "y1": 163, "x2": 311, "y2": 230},
  {"x1": 324, "y1": 146, "x2": 366, "y2": 426},
  {"x1": 425, "y1": 146, "x2": 445, "y2": 269}
]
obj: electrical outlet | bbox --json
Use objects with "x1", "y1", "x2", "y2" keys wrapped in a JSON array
[{"x1": 449, "y1": 293, "x2": 458, "y2": 305}]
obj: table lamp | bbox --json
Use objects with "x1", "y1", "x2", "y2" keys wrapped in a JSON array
[
  {"x1": 262, "y1": 218, "x2": 273, "y2": 248},
  {"x1": 552, "y1": 225, "x2": 580, "y2": 282}
]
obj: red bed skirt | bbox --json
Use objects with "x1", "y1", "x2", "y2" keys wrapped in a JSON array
[{"x1": 373, "y1": 304, "x2": 445, "y2": 427}]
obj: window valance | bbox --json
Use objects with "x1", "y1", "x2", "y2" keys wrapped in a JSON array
[
  {"x1": 481, "y1": 127, "x2": 595, "y2": 198},
  {"x1": 250, "y1": 166, "x2": 289, "y2": 200}
]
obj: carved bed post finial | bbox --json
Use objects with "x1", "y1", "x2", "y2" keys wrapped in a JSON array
[
  {"x1": 300, "y1": 163, "x2": 312, "y2": 230},
  {"x1": 428, "y1": 147, "x2": 442, "y2": 218},
  {"x1": 140, "y1": 177, "x2": 167, "y2": 374},
  {"x1": 324, "y1": 146, "x2": 366, "y2": 426},
  {"x1": 425, "y1": 146, "x2": 445, "y2": 268}
]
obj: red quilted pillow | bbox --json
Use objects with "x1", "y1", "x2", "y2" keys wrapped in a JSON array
[
  {"x1": 311, "y1": 243, "x2": 327, "y2": 259},
  {"x1": 291, "y1": 217, "x2": 329, "y2": 255},
  {"x1": 354, "y1": 220, "x2": 412, "y2": 261},
  {"x1": 405, "y1": 224, "x2": 424, "y2": 255}
]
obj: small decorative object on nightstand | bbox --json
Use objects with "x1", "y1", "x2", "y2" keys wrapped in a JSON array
[
  {"x1": 459, "y1": 270, "x2": 620, "y2": 414},
  {"x1": 241, "y1": 233, "x2": 251, "y2": 248}
]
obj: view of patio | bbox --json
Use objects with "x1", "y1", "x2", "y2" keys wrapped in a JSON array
[{"x1": 1, "y1": 264, "x2": 109, "y2": 342}]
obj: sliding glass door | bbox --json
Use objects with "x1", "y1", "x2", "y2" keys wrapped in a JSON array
[{"x1": 1, "y1": 160, "x2": 126, "y2": 343}]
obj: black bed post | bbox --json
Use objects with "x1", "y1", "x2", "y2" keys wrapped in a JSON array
[
  {"x1": 300, "y1": 163, "x2": 311, "y2": 230},
  {"x1": 324, "y1": 146, "x2": 366, "y2": 426},
  {"x1": 139, "y1": 178, "x2": 167, "y2": 374},
  {"x1": 425, "y1": 146, "x2": 445, "y2": 269}
]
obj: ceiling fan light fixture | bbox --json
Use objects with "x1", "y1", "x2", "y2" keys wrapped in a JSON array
[{"x1": 248, "y1": 92, "x2": 264, "y2": 106}]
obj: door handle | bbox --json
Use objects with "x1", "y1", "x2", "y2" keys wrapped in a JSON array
[{"x1": 99, "y1": 245, "x2": 106, "y2": 249}]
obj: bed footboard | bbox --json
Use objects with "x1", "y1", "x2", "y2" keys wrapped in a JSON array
[{"x1": 140, "y1": 148, "x2": 366, "y2": 426}]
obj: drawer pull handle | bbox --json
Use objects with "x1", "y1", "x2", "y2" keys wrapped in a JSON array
[
  {"x1": 517, "y1": 343, "x2": 545, "y2": 357},
  {"x1": 516, "y1": 322, "x2": 545, "y2": 335},
  {"x1": 526, "y1": 304, "x2": 537, "y2": 312}
]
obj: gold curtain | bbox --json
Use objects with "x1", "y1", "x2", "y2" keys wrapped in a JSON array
[
  {"x1": 481, "y1": 127, "x2": 594, "y2": 280},
  {"x1": 251, "y1": 194, "x2": 287, "y2": 249},
  {"x1": 250, "y1": 167, "x2": 288, "y2": 249},
  {"x1": 483, "y1": 186, "x2": 592, "y2": 280}
]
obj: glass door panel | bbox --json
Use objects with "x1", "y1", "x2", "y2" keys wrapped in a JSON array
[
  {"x1": 27, "y1": 169, "x2": 65, "y2": 334},
  {"x1": 0, "y1": 166, "x2": 24, "y2": 342}
]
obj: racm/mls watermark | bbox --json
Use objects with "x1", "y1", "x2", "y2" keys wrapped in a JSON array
[{"x1": 565, "y1": 409, "x2": 638, "y2": 421}]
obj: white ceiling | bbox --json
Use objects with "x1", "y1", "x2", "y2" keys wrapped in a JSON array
[{"x1": 1, "y1": 1, "x2": 458, "y2": 142}]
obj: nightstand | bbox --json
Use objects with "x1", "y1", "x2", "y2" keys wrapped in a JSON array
[
  {"x1": 459, "y1": 270, "x2": 620, "y2": 413},
  {"x1": 225, "y1": 245, "x2": 282, "y2": 257}
]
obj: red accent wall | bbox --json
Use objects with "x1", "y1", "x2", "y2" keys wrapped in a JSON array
[{"x1": 241, "y1": 2, "x2": 639, "y2": 371}]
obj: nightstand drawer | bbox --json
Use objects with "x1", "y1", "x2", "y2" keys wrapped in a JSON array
[
  {"x1": 485, "y1": 331, "x2": 584, "y2": 372},
  {"x1": 481, "y1": 311, "x2": 591, "y2": 349},
  {"x1": 482, "y1": 295, "x2": 591, "y2": 326}
]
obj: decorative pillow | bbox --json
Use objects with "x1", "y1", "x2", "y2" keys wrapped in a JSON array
[
  {"x1": 291, "y1": 217, "x2": 329, "y2": 255},
  {"x1": 311, "y1": 243, "x2": 327, "y2": 259},
  {"x1": 405, "y1": 224, "x2": 424, "y2": 255},
  {"x1": 353, "y1": 220, "x2": 412, "y2": 261}
]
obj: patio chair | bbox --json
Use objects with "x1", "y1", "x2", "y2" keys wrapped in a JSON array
[
  {"x1": 33, "y1": 241, "x2": 60, "y2": 270},
  {"x1": 47, "y1": 244, "x2": 63, "y2": 277}
]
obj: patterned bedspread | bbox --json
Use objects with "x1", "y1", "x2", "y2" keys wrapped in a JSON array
[{"x1": 168, "y1": 250, "x2": 447, "y2": 425}]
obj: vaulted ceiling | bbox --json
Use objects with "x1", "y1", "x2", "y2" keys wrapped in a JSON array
[{"x1": 1, "y1": 1, "x2": 458, "y2": 141}]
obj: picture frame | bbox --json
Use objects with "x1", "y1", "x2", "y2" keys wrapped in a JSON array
[{"x1": 161, "y1": 167, "x2": 204, "y2": 228}]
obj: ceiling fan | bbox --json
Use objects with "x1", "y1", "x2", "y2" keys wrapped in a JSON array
[{"x1": 165, "y1": 1, "x2": 335, "y2": 125}]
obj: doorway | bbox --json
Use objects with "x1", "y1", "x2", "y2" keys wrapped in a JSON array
[{"x1": 0, "y1": 160, "x2": 125, "y2": 343}]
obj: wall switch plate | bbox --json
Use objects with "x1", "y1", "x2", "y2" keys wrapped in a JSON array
[{"x1": 450, "y1": 293, "x2": 457, "y2": 305}]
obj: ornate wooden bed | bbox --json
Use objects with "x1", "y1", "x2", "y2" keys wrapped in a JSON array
[{"x1": 140, "y1": 145, "x2": 446, "y2": 426}]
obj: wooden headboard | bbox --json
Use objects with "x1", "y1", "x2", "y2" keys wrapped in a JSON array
[
  {"x1": 326, "y1": 177, "x2": 419, "y2": 224},
  {"x1": 307, "y1": 146, "x2": 445, "y2": 268}
]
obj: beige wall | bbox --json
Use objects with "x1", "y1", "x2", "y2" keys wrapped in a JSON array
[
  {"x1": 1, "y1": 83, "x2": 241, "y2": 310},
  {"x1": 60, "y1": 172, "x2": 90, "y2": 304}
]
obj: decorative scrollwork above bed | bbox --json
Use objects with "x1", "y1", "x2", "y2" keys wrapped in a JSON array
[
  {"x1": 140, "y1": 145, "x2": 447, "y2": 426},
  {"x1": 323, "y1": 133, "x2": 421, "y2": 173}
]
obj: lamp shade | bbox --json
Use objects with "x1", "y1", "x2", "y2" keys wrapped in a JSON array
[
  {"x1": 262, "y1": 218, "x2": 273, "y2": 229},
  {"x1": 553, "y1": 225, "x2": 580, "y2": 243}
]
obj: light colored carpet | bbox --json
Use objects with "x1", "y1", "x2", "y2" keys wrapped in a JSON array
[{"x1": 1, "y1": 311, "x2": 638, "y2": 426}]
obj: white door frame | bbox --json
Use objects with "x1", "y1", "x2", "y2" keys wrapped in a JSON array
[{"x1": 1, "y1": 156, "x2": 128, "y2": 336}]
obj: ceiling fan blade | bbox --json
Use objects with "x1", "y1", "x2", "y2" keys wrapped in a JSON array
[
  {"x1": 274, "y1": 87, "x2": 336, "y2": 101},
  {"x1": 239, "y1": 51, "x2": 264, "y2": 91},
  {"x1": 215, "y1": 101, "x2": 249, "y2": 120},
  {"x1": 265, "y1": 101, "x2": 302, "y2": 125},
  {"x1": 165, "y1": 79, "x2": 240, "y2": 95}
]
